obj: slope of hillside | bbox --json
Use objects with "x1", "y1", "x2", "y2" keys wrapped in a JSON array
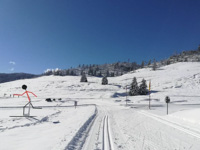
[
  {"x1": 113, "y1": 62, "x2": 200, "y2": 103},
  {"x1": 1, "y1": 62, "x2": 200, "y2": 149}
]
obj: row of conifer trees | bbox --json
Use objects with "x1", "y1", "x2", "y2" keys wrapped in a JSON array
[
  {"x1": 80, "y1": 73, "x2": 148, "y2": 96},
  {"x1": 80, "y1": 73, "x2": 108, "y2": 85},
  {"x1": 129, "y1": 77, "x2": 148, "y2": 96}
]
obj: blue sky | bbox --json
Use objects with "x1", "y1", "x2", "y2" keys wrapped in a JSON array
[{"x1": 0, "y1": 0, "x2": 200, "y2": 74}]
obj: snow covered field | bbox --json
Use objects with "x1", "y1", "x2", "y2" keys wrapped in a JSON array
[{"x1": 1, "y1": 62, "x2": 200, "y2": 150}]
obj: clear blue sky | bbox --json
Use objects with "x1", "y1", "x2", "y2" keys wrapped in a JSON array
[{"x1": 0, "y1": 0, "x2": 200, "y2": 74}]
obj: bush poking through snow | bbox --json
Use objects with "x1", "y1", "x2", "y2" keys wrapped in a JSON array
[
  {"x1": 46, "y1": 98, "x2": 52, "y2": 102},
  {"x1": 80, "y1": 73, "x2": 88, "y2": 82},
  {"x1": 102, "y1": 76, "x2": 108, "y2": 85}
]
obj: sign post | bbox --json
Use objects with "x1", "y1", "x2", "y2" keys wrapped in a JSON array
[
  {"x1": 126, "y1": 85, "x2": 127, "y2": 106},
  {"x1": 165, "y1": 96, "x2": 170, "y2": 115},
  {"x1": 149, "y1": 80, "x2": 151, "y2": 109},
  {"x1": 74, "y1": 101, "x2": 77, "y2": 109}
]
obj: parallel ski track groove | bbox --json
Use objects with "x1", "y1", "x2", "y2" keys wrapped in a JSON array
[
  {"x1": 107, "y1": 116, "x2": 112, "y2": 150},
  {"x1": 102, "y1": 115, "x2": 112, "y2": 150},
  {"x1": 102, "y1": 116, "x2": 106, "y2": 150}
]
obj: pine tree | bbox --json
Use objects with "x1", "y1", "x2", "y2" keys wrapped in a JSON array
[
  {"x1": 139, "y1": 79, "x2": 148, "y2": 95},
  {"x1": 166, "y1": 60, "x2": 170, "y2": 65},
  {"x1": 184, "y1": 57, "x2": 188, "y2": 62},
  {"x1": 129, "y1": 77, "x2": 139, "y2": 96},
  {"x1": 148, "y1": 60, "x2": 151, "y2": 66},
  {"x1": 70, "y1": 70, "x2": 74, "y2": 76},
  {"x1": 82, "y1": 64, "x2": 85, "y2": 69},
  {"x1": 141, "y1": 61, "x2": 144, "y2": 68},
  {"x1": 116, "y1": 71, "x2": 119, "y2": 76},
  {"x1": 98, "y1": 71, "x2": 102, "y2": 77},
  {"x1": 111, "y1": 72, "x2": 115, "y2": 77},
  {"x1": 102, "y1": 76, "x2": 108, "y2": 85},
  {"x1": 152, "y1": 60, "x2": 157, "y2": 71},
  {"x1": 88, "y1": 67, "x2": 93, "y2": 76},
  {"x1": 66, "y1": 70, "x2": 70, "y2": 75},
  {"x1": 93, "y1": 70, "x2": 97, "y2": 76},
  {"x1": 81, "y1": 70, "x2": 84, "y2": 76},
  {"x1": 106, "y1": 70, "x2": 110, "y2": 77},
  {"x1": 80, "y1": 73, "x2": 87, "y2": 82}
]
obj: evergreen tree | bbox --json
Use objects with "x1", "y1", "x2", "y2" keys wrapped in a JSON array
[
  {"x1": 80, "y1": 73, "x2": 87, "y2": 82},
  {"x1": 70, "y1": 70, "x2": 74, "y2": 76},
  {"x1": 106, "y1": 70, "x2": 110, "y2": 77},
  {"x1": 102, "y1": 76, "x2": 108, "y2": 85},
  {"x1": 81, "y1": 70, "x2": 84, "y2": 76},
  {"x1": 148, "y1": 60, "x2": 151, "y2": 66},
  {"x1": 44, "y1": 69, "x2": 53, "y2": 75},
  {"x1": 114, "y1": 62, "x2": 119, "y2": 69},
  {"x1": 111, "y1": 72, "x2": 115, "y2": 77},
  {"x1": 166, "y1": 60, "x2": 170, "y2": 65},
  {"x1": 131, "y1": 62, "x2": 137, "y2": 71},
  {"x1": 66, "y1": 70, "x2": 70, "y2": 75},
  {"x1": 82, "y1": 64, "x2": 85, "y2": 69},
  {"x1": 116, "y1": 71, "x2": 119, "y2": 76},
  {"x1": 93, "y1": 70, "x2": 97, "y2": 76},
  {"x1": 141, "y1": 61, "x2": 144, "y2": 68},
  {"x1": 96, "y1": 66, "x2": 100, "y2": 71},
  {"x1": 129, "y1": 77, "x2": 139, "y2": 96},
  {"x1": 98, "y1": 71, "x2": 102, "y2": 77},
  {"x1": 184, "y1": 57, "x2": 188, "y2": 62},
  {"x1": 139, "y1": 79, "x2": 148, "y2": 95},
  {"x1": 153, "y1": 60, "x2": 157, "y2": 71},
  {"x1": 88, "y1": 67, "x2": 93, "y2": 76}
]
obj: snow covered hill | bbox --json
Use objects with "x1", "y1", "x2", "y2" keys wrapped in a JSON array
[{"x1": 1, "y1": 62, "x2": 200, "y2": 150}]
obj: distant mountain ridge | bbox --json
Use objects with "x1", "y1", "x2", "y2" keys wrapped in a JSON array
[{"x1": 0, "y1": 73, "x2": 38, "y2": 83}]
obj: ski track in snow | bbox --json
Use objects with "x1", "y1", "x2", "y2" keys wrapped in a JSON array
[
  {"x1": 0, "y1": 111, "x2": 60, "y2": 132},
  {"x1": 65, "y1": 106, "x2": 97, "y2": 150},
  {"x1": 102, "y1": 115, "x2": 114, "y2": 150},
  {"x1": 138, "y1": 110, "x2": 200, "y2": 139}
]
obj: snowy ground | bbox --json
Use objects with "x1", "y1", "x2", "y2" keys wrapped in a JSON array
[{"x1": 1, "y1": 62, "x2": 200, "y2": 149}]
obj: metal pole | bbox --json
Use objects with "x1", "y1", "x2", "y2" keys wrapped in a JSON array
[
  {"x1": 126, "y1": 86, "x2": 127, "y2": 100},
  {"x1": 149, "y1": 80, "x2": 151, "y2": 110},
  {"x1": 126, "y1": 85, "x2": 127, "y2": 106},
  {"x1": 167, "y1": 103, "x2": 168, "y2": 115},
  {"x1": 149, "y1": 92, "x2": 151, "y2": 109}
]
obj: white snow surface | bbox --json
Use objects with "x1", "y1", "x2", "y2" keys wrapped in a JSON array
[{"x1": 1, "y1": 62, "x2": 200, "y2": 149}]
